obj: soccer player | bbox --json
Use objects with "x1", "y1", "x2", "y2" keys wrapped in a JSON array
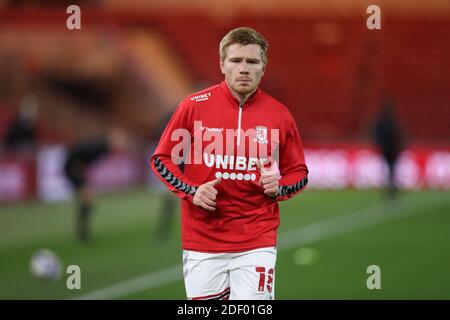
[
  {"x1": 64, "y1": 127, "x2": 127, "y2": 242},
  {"x1": 373, "y1": 97, "x2": 404, "y2": 199},
  {"x1": 4, "y1": 95, "x2": 39, "y2": 154},
  {"x1": 151, "y1": 27, "x2": 308, "y2": 300}
]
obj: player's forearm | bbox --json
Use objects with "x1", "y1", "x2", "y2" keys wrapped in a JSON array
[
  {"x1": 150, "y1": 154, "x2": 198, "y2": 202},
  {"x1": 276, "y1": 169, "x2": 308, "y2": 201}
]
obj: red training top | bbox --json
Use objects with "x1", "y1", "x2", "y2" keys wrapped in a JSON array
[{"x1": 151, "y1": 81, "x2": 308, "y2": 252}]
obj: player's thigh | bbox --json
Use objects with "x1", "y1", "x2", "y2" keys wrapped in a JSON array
[
  {"x1": 229, "y1": 247, "x2": 276, "y2": 300},
  {"x1": 182, "y1": 250, "x2": 230, "y2": 300}
]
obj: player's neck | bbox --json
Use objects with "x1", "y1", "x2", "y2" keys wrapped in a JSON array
[{"x1": 231, "y1": 88, "x2": 258, "y2": 106}]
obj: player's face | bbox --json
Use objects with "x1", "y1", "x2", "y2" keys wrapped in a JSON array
[{"x1": 220, "y1": 43, "x2": 266, "y2": 99}]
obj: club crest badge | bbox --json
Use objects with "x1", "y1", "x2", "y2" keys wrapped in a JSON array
[{"x1": 254, "y1": 126, "x2": 268, "y2": 144}]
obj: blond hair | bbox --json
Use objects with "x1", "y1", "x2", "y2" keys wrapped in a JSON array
[{"x1": 219, "y1": 27, "x2": 269, "y2": 65}]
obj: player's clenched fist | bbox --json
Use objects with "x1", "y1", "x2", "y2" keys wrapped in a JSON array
[
  {"x1": 257, "y1": 160, "x2": 281, "y2": 198},
  {"x1": 193, "y1": 177, "x2": 222, "y2": 211}
]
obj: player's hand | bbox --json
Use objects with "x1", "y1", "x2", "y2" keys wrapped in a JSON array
[
  {"x1": 193, "y1": 177, "x2": 221, "y2": 211},
  {"x1": 257, "y1": 160, "x2": 280, "y2": 198}
]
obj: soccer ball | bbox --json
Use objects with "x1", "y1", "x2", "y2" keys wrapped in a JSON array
[{"x1": 30, "y1": 249, "x2": 63, "y2": 281}]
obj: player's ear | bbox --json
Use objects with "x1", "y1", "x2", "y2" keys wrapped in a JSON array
[{"x1": 219, "y1": 59, "x2": 225, "y2": 75}]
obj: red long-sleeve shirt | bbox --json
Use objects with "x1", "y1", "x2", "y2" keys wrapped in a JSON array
[{"x1": 151, "y1": 81, "x2": 308, "y2": 252}]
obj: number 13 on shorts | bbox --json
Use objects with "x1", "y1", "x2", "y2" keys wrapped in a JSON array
[{"x1": 255, "y1": 267, "x2": 274, "y2": 293}]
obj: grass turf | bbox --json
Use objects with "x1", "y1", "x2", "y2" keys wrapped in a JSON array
[{"x1": 0, "y1": 188, "x2": 448, "y2": 299}]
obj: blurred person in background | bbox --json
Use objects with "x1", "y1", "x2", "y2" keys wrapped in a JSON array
[
  {"x1": 64, "y1": 127, "x2": 128, "y2": 242},
  {"x1": 4, "y1": 94, "x2": 39, "y2": 155},
  {"x1": 373, "y1": 96, "x2": 404, "y2": 199}
]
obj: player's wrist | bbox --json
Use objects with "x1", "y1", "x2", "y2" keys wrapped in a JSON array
[{"x1": 264, "y1": 188, "x2": 279, "y2": 200}]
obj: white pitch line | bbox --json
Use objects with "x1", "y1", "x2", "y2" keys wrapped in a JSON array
[
  {"x1": 75, "y1": 196, "x2": 440, "y2": 300},
  {"x1": 74, "y1": 265, "x2": 181, "y2": 300},
  {"x1": 278, "y1": 196, "x2": 432, "y2": 251}
]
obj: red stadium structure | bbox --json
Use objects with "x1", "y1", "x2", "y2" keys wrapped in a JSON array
[{"x1": 0, "y1": 1, "x2": 449, "y2": 202}]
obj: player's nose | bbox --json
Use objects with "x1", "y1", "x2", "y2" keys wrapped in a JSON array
[{"x1": 239, "y1": 62, "x2": 249, "y2": 73}]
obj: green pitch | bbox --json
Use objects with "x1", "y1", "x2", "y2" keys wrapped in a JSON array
[{"x1": 0, "y1": 188, "x2": 449, "y2": 299}]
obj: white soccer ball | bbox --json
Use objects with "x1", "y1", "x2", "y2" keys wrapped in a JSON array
[{"x1": 30, "y1": 249, "x2": 63, "y2": 281}]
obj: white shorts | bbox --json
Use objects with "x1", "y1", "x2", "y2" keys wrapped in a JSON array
[{"x1": 182, "y1": 246, "x2": 277, "y2": 300}]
